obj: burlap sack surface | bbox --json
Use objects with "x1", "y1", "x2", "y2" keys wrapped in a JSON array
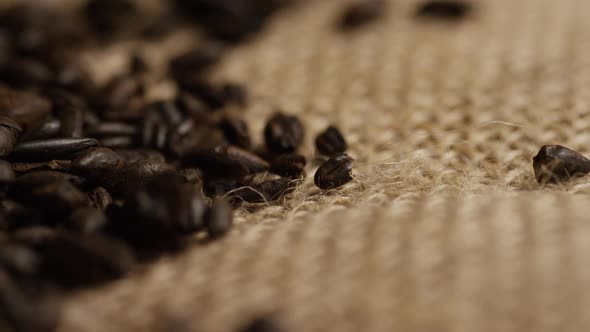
[{"x1": 54, "y1": 0, "x2": 590, "y2": 331}]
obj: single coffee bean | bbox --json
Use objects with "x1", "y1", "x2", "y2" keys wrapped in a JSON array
[
  {"x1": 230, "y1": 178, "x2": 296, "y2": 204},
  {"x1": 66, "y1": 207, "x2": 108, "y2": 234},
  {"x1": 71, "y1": 147, "x2": 125, "y2": 181},
  {"x1": 30, "y1": 118, "x2": 61, "y2": 140},
  {"x1": 183, "y1": 144, "x2": 270, "y2": 177},
  {"x1": 314, "y1": 153, "x2": 354, "y2": 189},
  {"x1": 205, "y1": 198, "x2": 233, "y2": 238},
  {"x1": 415, "y1": 0, "x2": 472, "y2": 20},
  {"x1": 221, "y1": 82, "x2": 248, "y2": 107},
  {"x1": 264, "y1": 112, "x2": 304, "y2": 154},
  {"x1": 50, "y1": 90, "x2": 86, "y2": 138},
  {"x1": 0, "y1": 116, "x2": 22, "y2": 157},
  {"x1": 168, "y1": 119, "x2": 226, "y2": 157},
  {"x1": 238, "y1": 316, "x2": 283, "y2": 332},
  {"x1": 11, "y1": 138, "x2": 99, "y2": 162},
  {"x1": 315, "y1": 125, "x2": 347, "y2": 156},
  {"x1": 533, "y1": 145, "x2": 590, "y2": 184},
  {"x1": 87, "y1": 187, "x2": 112, "y2": 210},
  {"x1": 270, "y1": 154, "x2": 306, "y2": 178},
  {"x1": 338, "y1": 0, "x2": 386, "y2": 30},
  {"x1": 86, "y1": 122, "x2": 138, "y2": 138},
  {"x1": 0, "y1": 86, "x2": 51, "y2": 137},
  {"x1": 11, "y1": 160, "x2": 70, "y2": 174},
  {"x1": 106, "y1": 160, "x2": 177, "y2": 197},
  {"x1": 220, "y1": 115, "x2": 251, "y2": 148}
]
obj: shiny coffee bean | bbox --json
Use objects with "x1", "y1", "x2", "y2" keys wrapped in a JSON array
[
  {"x1": 168, "y1": 119, "x2": 226, "y2": 157},
  {"x1": 71, "y1": 147, "x2": 125, "y2": 181},
  {"x1": 220, "y1": 115, "x2": 251, "y2": 148},
  {"x1": 338, "y1": 0, "x2": 385, "y2": 30},
  {"x1": 264, "y1": 112, "x2": 304, "y2": 154},
  {"x1": 533, "y1": 145, "x2": 590, "y2": 184},
  {"x1": 270, "y1": 154, "x2": 306, "y2": 178},
  {"x1": 205, "y1": 198, "x2": 233, "y2": 238},
  {"x1": 31, "y1": 118, "x2": 61, "y2": 140},
  {"x1": 0, "y1": 116, "x2": 22, "y2": 157},
  {"x1": 314, "y1": 153, "x2": 354, "y2": 189},
  {"x1": 183, "y1": 144, "x2": 270, "y2": 177},
  {"x1": 11, "y1": 138, "x2": 99, "y2": 162},
  {"x1": 315, "y1": 125, "x2": 347, "y2": 156}
]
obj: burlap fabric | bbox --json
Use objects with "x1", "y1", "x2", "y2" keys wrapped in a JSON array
[{"x1": 53, "y1": 0, "x2": 590, "y2": 330}]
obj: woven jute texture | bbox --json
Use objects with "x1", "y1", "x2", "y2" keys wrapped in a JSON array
[{"x1": 58, "y1": 0, "x2": 590, "y2": 331}]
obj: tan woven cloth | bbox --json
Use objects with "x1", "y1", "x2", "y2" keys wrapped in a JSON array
[{"x1": 58, "y1": 0, "x2": 590, "y2": 331}]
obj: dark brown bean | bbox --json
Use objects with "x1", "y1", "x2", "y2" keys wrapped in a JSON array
[
  {"x1": 0, "y1": 86, "x2": 52, "y2": 137},
  {"x1": 338, "y1": 0, "x2": 386, "y2": 30},
  {"x1": 178, "y1": 80, "x2": 226, "y2": 109},
  {"x1": 315, "y1": 125, "x2": 347, "y2": 156},
  {"x1": 533, "y1": 145, "x2": 590, "y2": 184},
  {"x1": 203, "y1": 177, "x2": 245, "y2": 198},
  {"x1": 0, "y1": 58, "x2": 54, "y2": 87},
  {"x1": 230, "y1": 178, "x2": 296, "y2": 203},
  {"x1": 168, "y1": 119, "x2": 226, "y2": 157},
  {"x1": 270, "y1": 154, "x2": 306, "y2": 178},
  {"x1": 264, "y1": 112, "x2": 304, "y2": 154},
  {"x1": 205, "y1": 198, "x2": 233, "y2": 238},
  {"x1": 314, "y1": 153, "x2": 354, "y2": 189},
  {"x1": 116, "y1": 149, "x2": 166, "y2": 163},
  {"x1": 183, "y1": 144, "x2": 270, "y2": 177},
  {"x1": 0, "y1": 243, "x2": 40, "y2": 277},
  {"x1": 0, "y1": 160, "x2": 15, "y2": 183},
  {"x1": 99, "y1": 136, "x2": 136, "y2": 149},
  {"x1": 415, "y1": 0, "x2": 472, "y2": 20},
  {"x1": 105, "y1": 160, "x2": 177, "y2": 197},
  {"x1": 222, "y1": 82, "x2": 248, "y2": 107},
  {"x1": 0, "y1": 116, "x2": 22, "y2": 157},
  {"x1": 66, "y1": 207, "x2": 108, "y2": 234},
  {"x1": 11, "y1": 138, "x2": 99, "y2": 162},
  {"x1": 87, "y1": 187, "x2": 112, "y2": 210},
  {"x1": 101, "y1": 74, "x2": 143, "y2": 110},
  {"x1": 50, "y1": 90, "x2": 86, "y2": 138},
  {"x1": 220, "y1": 115, "x2": 251, "y2": 148},
  {"x1": 31, "y1": 118, "x2": 61, "y2": 140},
  {"x1": 175, "y1": 92, "x2": 210, "y2": 118},
  {"x1": 71, "y1": 147, "x2": 125, "y2": 181}
]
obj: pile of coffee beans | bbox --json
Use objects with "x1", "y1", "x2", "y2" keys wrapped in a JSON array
[{"x1": 0, "y1": 1, "x2": 358, "y2": 330}]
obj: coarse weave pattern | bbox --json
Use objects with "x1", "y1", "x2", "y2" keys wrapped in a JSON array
[{"x1": 59, "y1": 0, "x2": 590, "y2": 331}]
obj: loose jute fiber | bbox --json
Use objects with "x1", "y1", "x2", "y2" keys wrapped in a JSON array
[{"x1": 58, "y1": 0, "x2": 590, "y2": 331}]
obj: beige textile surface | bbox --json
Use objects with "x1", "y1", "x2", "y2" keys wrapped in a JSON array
[{"x1": 57, "y1": 0, "x2": 590, "y2": 331}]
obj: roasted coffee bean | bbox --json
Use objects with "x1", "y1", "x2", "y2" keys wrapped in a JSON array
[
  {"x1": 183, "y1": 144, "x2": 270, "y2": 177},
  {"x1": 205, "y1": 198, "x2": 233, "y2": 238},
  {"x1": 156, "y1": 101, "x2": 184, "y2": 127},
  {"x1": 141, "y1": 109, "x2": 169, "y2": 150},
  {"x1": 175, "y1": 0, "x2": 288, "y2": 41},
  {"x1": 338, "y1": 0, "x2": 386, "y2": 30},
  {"x1": 101, "y1": 74, "x2": 144, "y2": 110},
  {"x1": 49, "y1": 90, "x2": 87, "y2": 138},
  {"x1": 169, "y1": 45, "x2": 226, "y2": 80},
  {"x1": 71, "y1": 147, "x2": 125, "y2": 181},
  {"x1": 0, "y1": 86, "x2": 51, "y2": 137},
  {"x1": 9, "y1": 178, "x2": 88, "y2": 218},
  {"x1": 314, "y1": 153, "x2": 354, "y2": 189},
  {"x1": 11, "y1": 138, "x2": 99, "y2": 162},
  {"x1": 0, "y1": 116, "x2": 21, "y2": 157},
  {"x1": 315, "y1": 125, "x2": 347, "y2": 156},
  {"x1": 66, "y1": 207, "x2": 108, "y2": 234},
  {"x1": 220, "y1": 116, "x2": 251, "y2": 148},
  {"x1": 222, "y1": 82, "x2": 248, "y2": 107},
  {"x1": 87, "y1": 187, "x2": 112, "y2": 210},
  {"x1": 106, "y1": 160, "x2": 177, "y2": 197},
  {"x1": 168, "y1": 119, "x2": 226, "y2": 157},
  {"x1": 116, "y1": 149, "x2": 166, "y2": 163},
  {"x1": 12, "y1": 160, "x2": 70, "y2": 174},
  {"x1": 0, "y1": 160, "x2": 14, "y2": 184},
  {"x1": 87, "y1": 122, "x2": 138, "y2": 137},
  {"x1": 270, "y1": 154, "x2": 306, "y2": 178},
  {"x1": 175, "y1": 92, "x2": 210, "y2": 118},
  {"x1": 31, "y1": 118, "x2": 61, "y2": 140},
  {"x1": 264, "y1": 113, "x2": 304, "y2": 154},
  {"x1": 178, "y1": 80, "x2": 226, "y2": 109},
  {"x1": 12, "y1": 171, "x2": 84, "y2": 189},
  {"x1": 533, "y1": 145, "x2": 590, "y2": 184},
  {"x1": 415, "y1": 0, "x2": 472, "y2": 20},
  {"x1": 33, "y1": 231, "x2": 135, "y2": 288},
  {"x1": 0, "y1": 269, "x2": 59, "y2": 332},
  {"x1": 238, "y1": 316, "x2": 283, "y2": 332},
  {"x1": 230, "y1": 178, "x2": 296, "y2": 203}
]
